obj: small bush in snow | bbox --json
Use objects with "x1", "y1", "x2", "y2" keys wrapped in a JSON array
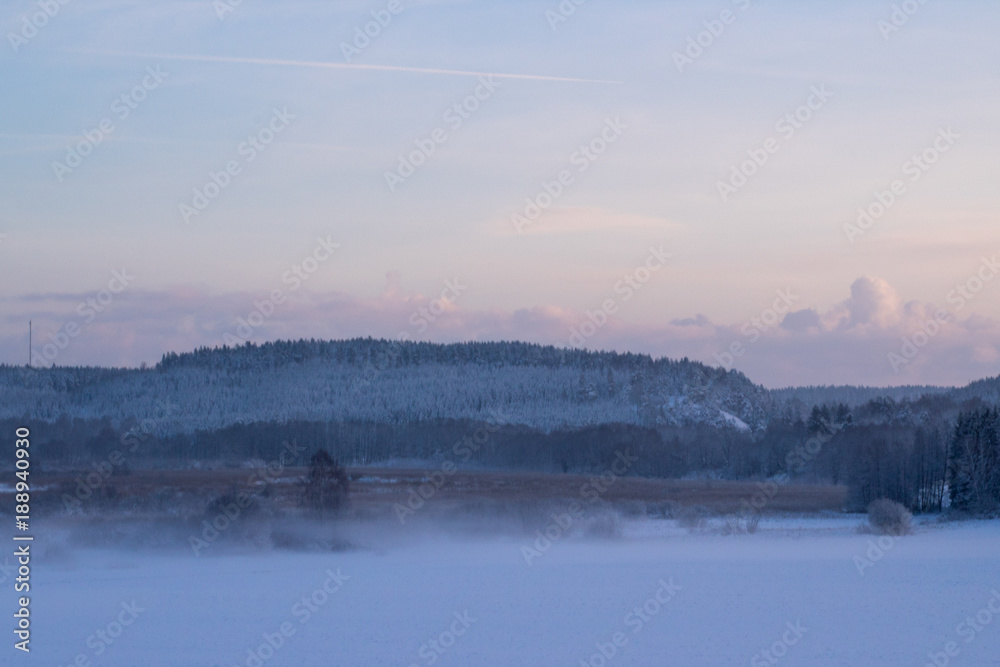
[
  {"x1": 677, "y1": 505, "x2": 709, "y2": 533},
  {"x1": 585, "y1": 512, "x2": 623, "y2": 539},
  {"x1": 720, "y1": 511, "x2": 760, "y2": 536},
  {"x1": 867, "y1": 499, "x2": 911, "y2": 536}
]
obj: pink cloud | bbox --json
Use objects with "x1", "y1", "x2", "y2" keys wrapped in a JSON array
[{"x1": 2, "y1": 275, "x2": 998, "y2": 388}]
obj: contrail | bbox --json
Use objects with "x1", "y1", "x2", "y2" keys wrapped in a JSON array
[{"x1": 77, "y1": 50, "x2": 622, "y2": 84}]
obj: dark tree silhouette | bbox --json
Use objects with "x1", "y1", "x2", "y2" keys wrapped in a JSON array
[
  {"x1": 949, "y1": 409, "x2": 1000, "y2": 512},
  {"x1": 302, "y1": 449, "x2": 349, "y2": 516}
]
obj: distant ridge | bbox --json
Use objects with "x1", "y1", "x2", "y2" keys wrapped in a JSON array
[{"x1": 1, "y1": 337, "x2": 772, "y2": 435}]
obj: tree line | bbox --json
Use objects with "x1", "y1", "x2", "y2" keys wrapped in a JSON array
[{"x1": 9, "y1": 399, "x2": 1000, "y2": 515}]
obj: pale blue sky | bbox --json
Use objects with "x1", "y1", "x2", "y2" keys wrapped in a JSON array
[{"x1": 2, "y1": 0, "x2": 999, "y2": 386}]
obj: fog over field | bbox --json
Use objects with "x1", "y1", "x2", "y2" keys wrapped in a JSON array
[{"x1": 27, "y1": 516, "x2": 1000, "y2": 667}]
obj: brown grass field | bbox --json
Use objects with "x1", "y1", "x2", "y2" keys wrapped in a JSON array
[{"x1": 34, "y1": 466, "x2": 848, "y2": 517}]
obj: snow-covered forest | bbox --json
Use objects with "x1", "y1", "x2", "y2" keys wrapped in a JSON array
[{"x1": 1, "y1": 338, "x2": 774, "y2": 434}]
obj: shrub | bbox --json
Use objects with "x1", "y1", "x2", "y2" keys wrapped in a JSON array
[
  {"x1": 867, "y1": 498, "x2": 912, "y2": 536},
  {"x1": 585, "y1": 511, "x2": 623, "y2": 539},
  {"x1": 677, "y1": 505, "x2": 709, "y2": 533},
  {"x1": 203, "y1": 489, "x2": 260, "y2": 539},
  {"x1": 720, "y1": 512, "x2": 760, "y2": 536}
]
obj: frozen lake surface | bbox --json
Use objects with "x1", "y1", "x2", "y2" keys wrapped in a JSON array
[{"x1": 24, "y1": 517, "x2": 1000, "y2": 666}]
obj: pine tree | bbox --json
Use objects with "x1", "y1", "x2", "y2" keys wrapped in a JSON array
[
  {"x1": 302, "y1": 449, "x2": 349, "y2": 517},
  {"x1": 949, "y1": 409, "x2": 1000, "y2": 512}
]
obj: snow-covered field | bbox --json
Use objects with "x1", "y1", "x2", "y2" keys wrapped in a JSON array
[{"x1": 26, "y1": 517, "x2": 1000, "y2": 666}]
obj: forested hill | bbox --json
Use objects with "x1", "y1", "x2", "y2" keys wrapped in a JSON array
[
  {"x1": 0, "y1": 338, "x2": 775, "y2": 435},
  {"x1": 769, "y1": 384, "x2": 953, "y2": 407}
]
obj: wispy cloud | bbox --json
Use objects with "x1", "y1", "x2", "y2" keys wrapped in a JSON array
[{"x1": 73, "y1": 50, "x2": 622, "y2": 84}]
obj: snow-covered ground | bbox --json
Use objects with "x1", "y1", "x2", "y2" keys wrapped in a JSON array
[{"x1": 24, "y1": 517, "x2": 1000, "y2": 666}]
